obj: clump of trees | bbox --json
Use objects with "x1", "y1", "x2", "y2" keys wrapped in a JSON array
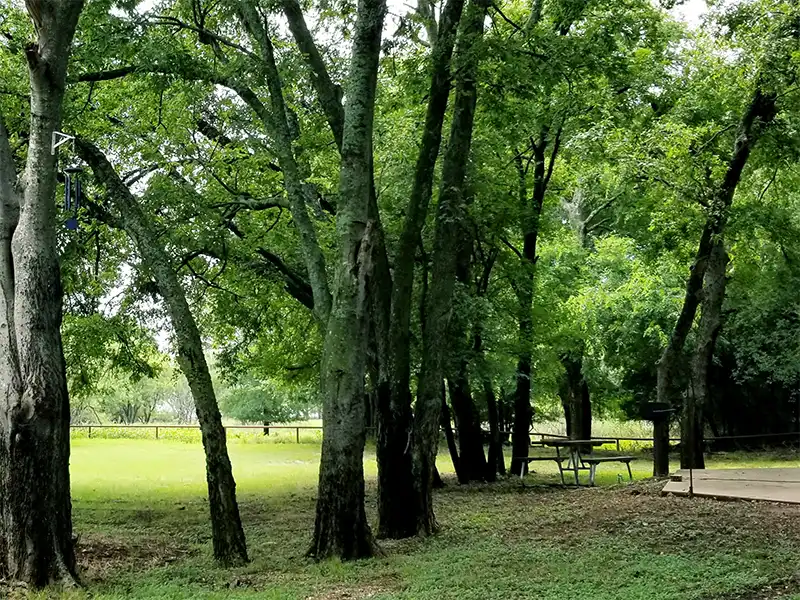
[
  {"x1": 219, "y1": 378, "x2": 316, "y2": 432},
  {"x1": 1, "y1": 0, "x2": 800, "y2": 590}
]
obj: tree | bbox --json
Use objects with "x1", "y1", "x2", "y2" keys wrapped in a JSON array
[
  {"x1": 307, "y1": 0, "x2": 388, "y2": 559},
  {"x1": 413, "y1": 0, "x2": 490, "y2": 534},
  {"x1": 75, "y1": 140, "x2": 249, "y2": 565},
  {"x1": 653, "y1": 2, "x2": 799, "y2": 470},
  {"x1": 219, "y1": 377, "x2": 315, "y2": 432},
  {"x1": 0, "y1": 0, "x2": 86, "y2": 587}
]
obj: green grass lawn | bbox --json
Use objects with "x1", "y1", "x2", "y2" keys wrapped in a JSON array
[{"x1": 15, "y1": 438, "x2": 800, "y2": 599}]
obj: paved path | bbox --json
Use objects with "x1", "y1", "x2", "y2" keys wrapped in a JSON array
[{"x1": 662, "y1": 468, "x2": 800, "y2": 504}]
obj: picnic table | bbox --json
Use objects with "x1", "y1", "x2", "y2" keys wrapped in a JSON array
[{"x1": 518, "y1": 438, "x2": 634, "y2": 486}]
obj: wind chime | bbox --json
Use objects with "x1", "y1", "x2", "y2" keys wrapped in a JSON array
[
  {"x1": 63, "y1": 166, "x2": 83, "y2": 230},
  {"x1": 53, "y1": 131, "x2": 83, "y2": 230}
]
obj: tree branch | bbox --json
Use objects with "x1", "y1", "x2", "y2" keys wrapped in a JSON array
[
  {"x1": 500, "y1": 235, "x2": 523, "y2": 260},
  {"x1": 544, "y1": 124, "x2": 562, "y2": 189},
  {"x1": 282, "y1": 0, "x2": 345, "y2": 150},
  {"x1": 151, "y1": 15, "x2": 261, "y2": 62},
  {"x1": 76, "y1": 66, "x2": 138, "y2": 82},
  {"x1": 583, "y1": 191, "x2": 621, "y2": 229}
]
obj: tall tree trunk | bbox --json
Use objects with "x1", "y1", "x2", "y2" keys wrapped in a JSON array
[
  {"x1": 483, "y1": 378, "x2": 505, "y2": 480},
  {"x1": 413, "y1": 0, "x2": 490, "y2": 535},
  {"x1": 682, "y1": 240, "x2": 728, "y2": 469},
  {"x1": 308, "y1": 0, "x2": 387, "y2": 559},
  {"x1": 509, "y1": 138, "x2": 549, "y2": 476},
  {"x1": 654, "y1": 87, "x2": 776, "y2": 476},
  {"x1": 0, "y1": 2, "x2": 84, "y2": 587},
  {"x1": 448, "y1": 374, "x2": 487, "y2": 483},
  {"x1": 560, "y1": 354, "x2": 592, "y2": 442},
  {"x1": 440, "y1": 385, "x2": 462, "y2": 481},
  {"x1": 76, "y1": 141, "x2": 248, "y2": 566},
  {"x1": 0, "y1": 118, "x2": 20, "y2": 582},
  {"x1": 446, "y1": 229, "x2": 487, "y2": 483},
  {"x1": 378, "y1": 0, "x2": 466, "y2": 539}
]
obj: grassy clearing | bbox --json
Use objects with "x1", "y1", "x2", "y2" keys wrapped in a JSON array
[{"x1": 13, "y1": 438, "x2": 800, "y2": 599}]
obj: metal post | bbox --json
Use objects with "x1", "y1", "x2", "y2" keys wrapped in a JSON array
[
  {"x1": 155, "y1": 426, "x2": 159, "y2": 440},
  {"x1": 88, "y1": 426, "x2": 92, "y2": 438},
  {"x1": 616, "y1": 439, "x2": 621, "y2": 452},
  {"x1": 296, "y1": 427, "x2": 300, "y2": 443}
]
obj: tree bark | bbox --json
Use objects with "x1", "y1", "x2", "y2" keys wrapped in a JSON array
[
  {"x1": 413, "y1": 0, "x2": 490, "y2": 536},
  {"x1": 483, "y1": 378, "x2": 505, "y2": 480},
  {"x1": 377, "y1": 0, "x2": 466, "y2": 538},
  {"x1": 308, "y1": 0, "x2": 387, "y2": 560},
  {"x1": 682, "y1": 240, "x2": 728, "y2": 469},
  {"x1": 281, "y1": 0, "x2": 418, "y2": 540},
  {"x1": 447, "y1": 374, "x2": 487, "y2": 483},
  {"x1": 0, "y1": 1, "x2": 84, "y2": 587},
  {"x1": 560, "y1": 354, "x2": 592, "y2": 443},
  {"x1": 76, "y1": 141, "x2": 248, "y2": 566},
  {"x1": 446, "y1": 230, "x2": 487, "y2": 484},
  {"x1": 509, "y1": 140, "x2": 547, "y2": 477},
  {"x1": 440, "y1": 385, "x2": 462, "y2": 481},
  {"x1": 654, "y1": 87, "x2": 777, "y2": 475}
]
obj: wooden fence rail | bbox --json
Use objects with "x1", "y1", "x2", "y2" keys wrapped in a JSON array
[
  {"x1": 69, "y1": 424, "x2": 330, "y2": 443},
  {"x1": 70, "y1": 424, "x2": 800, "y2": 448}
]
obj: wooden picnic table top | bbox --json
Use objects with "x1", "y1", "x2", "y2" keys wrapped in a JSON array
[{"x1": 540, "y1": 438, "x2": 609, "y2": 447}]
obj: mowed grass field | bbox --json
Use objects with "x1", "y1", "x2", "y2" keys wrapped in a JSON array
[{"x1": 15, "y1": 438, "x2": 800, "y2": 599}]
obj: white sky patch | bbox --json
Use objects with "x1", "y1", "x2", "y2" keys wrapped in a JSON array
[{"x1": 671, "y1": 0, "x2": 709, "y2": 27}]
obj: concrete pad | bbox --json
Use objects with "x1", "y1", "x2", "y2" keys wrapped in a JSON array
[{"x1": 662, "y1": 468, "x2": 800, "y2": 504}]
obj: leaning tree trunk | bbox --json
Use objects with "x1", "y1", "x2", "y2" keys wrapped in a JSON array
[
  {"x1": 413, "y1": 0, "x2": 490, "y2": 536},
  {"x1": 308, "y1": 0, "x2": 387, "y2": 559},
  {"x1": 0, "y1": 1, "x2": 84, "y2": 587},
  {"x1": 654, "y1": 87, "x2": 776, "y2": 476},
  {"x1": 76, "y1": 141, "x2": 248, "y2": 566},
  {"x1": 682, "y1": 240, "x2": 728, "y2": 469}
]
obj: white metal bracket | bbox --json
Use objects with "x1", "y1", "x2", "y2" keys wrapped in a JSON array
[{"x1": 51, "y1": 131, "x2": 75, "y2": 155}]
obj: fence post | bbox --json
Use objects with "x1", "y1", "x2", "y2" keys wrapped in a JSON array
[
  {"x1": 155, "y1": 426, "x2": 159, "y2": 440},
  {"x1": 616, "y1": 439, "x2": 621, "y2": 452},
  {"x1": 296, "y1": 427, "x2": 300, "y2": 443},
  {"x1": 88, "y1": 426, "x2": 92, "y2": 439}
]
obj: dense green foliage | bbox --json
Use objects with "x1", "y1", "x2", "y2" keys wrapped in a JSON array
[{"x1": 1, "y1": 0, "x2": 796, "y2": 435}]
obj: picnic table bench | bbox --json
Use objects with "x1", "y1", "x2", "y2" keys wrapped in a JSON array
[
  {"x1": 516, "y1": 456, "x2": 568, "y2": 481},
  {"x1": 516, "y1": 439, "x2": 635, "y2": 486},
  {"x1": 582, "y1": 455, "x2": 634, "y2": 485}
]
